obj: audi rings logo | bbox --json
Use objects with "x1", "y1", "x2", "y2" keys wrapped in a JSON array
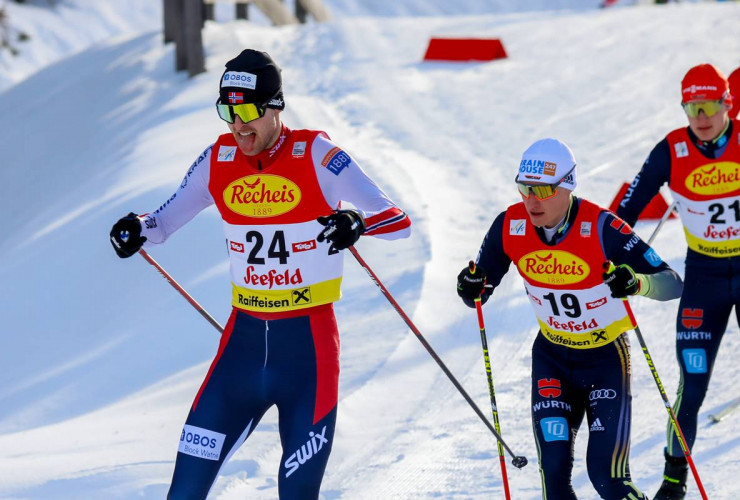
[{"x1": 589, "y1": 389, "x2": 617, "y2": 401}]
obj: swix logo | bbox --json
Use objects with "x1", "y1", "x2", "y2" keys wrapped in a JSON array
[
  {"x1": 518, "y1": 250, "x2": 589, "y2": 285},
  {"x1": 537, "y1": 378, "x2": 562, "y2": 398},
  {"x1": 244, "y1": 266, "x2": 303, "y2": 289},
  {"x1": 269, "y1": 134, "x2": 286, "y2": 157},
  {"x1": 681, "y1": 308, "x2": 703, "y2": 329},
  {"x1": 284, "y1": 426, "x2": 329, "y2": 478},
  {"x1": 586, "y1": 297, "x2": 607, "y2": 310},
  {"x1": 292, "y1": 240, "x2": 316, "y2": 252},
  {"x1": 686, "y1": 162, "x2": 740, "y2": 195},
  {"x1": 230, "y1": 241, "x2": 245, "y2": 253},
  {"x1": 224, "y1": 174, "x2": 301, "y2": 217}
]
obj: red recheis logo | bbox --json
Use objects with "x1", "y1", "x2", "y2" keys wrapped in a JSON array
[{"x1": 230, "y1": 241, "x2": 244, "y2": 253}]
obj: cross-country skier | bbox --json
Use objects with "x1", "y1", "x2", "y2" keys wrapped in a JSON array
[
  {"x1": 109, "y1": 49, "x2": 411, "y2": 499},
  {"x1": 457, "y1": 138, "x2": 682, "y2": 499},
  {"x1": 729, "y1": 66, "x2": 739, "y2": 120},
  {"x1": 616, "y1": 63, "x2": 737, "y2": 500}
]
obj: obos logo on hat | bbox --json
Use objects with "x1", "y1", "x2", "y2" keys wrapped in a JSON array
[
  {"x1": 219, "y1": 49, "x2": 285, "y2": 110},
  {"x1": 222, "y1": 71, "x2": 257, "y2": 90},
  {"x1": 516, "y1": 138, "x2": 577, "y2": 191},
  {"x1": 681, "y1": 64, "x2": 729, "y2": 103}
]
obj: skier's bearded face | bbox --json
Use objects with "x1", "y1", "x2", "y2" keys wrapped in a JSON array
[{"x1": 228, "y1": 108, "x2": 282, "y2": 156}]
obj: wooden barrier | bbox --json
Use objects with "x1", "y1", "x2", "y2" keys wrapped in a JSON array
[{"x1": 165, "y1": 0, "x2": 330, "y2": 77}]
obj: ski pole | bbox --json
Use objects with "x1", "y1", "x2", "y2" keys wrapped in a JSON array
[
  {"x1": 349, "y1": 246, "x2": 528, "y2": 468},
  {"x1": 469, "y1": 261, "x2": 512, "y2": 499},
  {"x1": 605, "y1": 262, "x2": 708, "y2": 500},
  {"x1": 646, "y1": 201, "x2": 676, "y2": 246},
  {"x1": 139, "y1": 249, "x2": 224, "y2": 334}
]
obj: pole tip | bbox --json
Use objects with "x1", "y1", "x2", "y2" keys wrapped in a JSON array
[{"x1": 511, "y1": 456, "x2": 528, "y2": 468}]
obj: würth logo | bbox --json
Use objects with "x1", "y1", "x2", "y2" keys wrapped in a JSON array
[
  {"x1": 681, "y1": 308, "x2": 703, "y2": 329},
  {"x1": 538, "y1": 378, "x2": 562, "y2": 398}
]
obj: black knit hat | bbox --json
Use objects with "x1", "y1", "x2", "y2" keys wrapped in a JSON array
[{"x1": 219, "y1": 49, "x2": 285, "y2": 110}]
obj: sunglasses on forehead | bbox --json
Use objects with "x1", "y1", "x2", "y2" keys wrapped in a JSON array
[
  {"x1": 215, "y1": 99, "x2": 266, "y2": 124},
  {"x1": 681, "y1": 97, "x2": 726, "y2": 118},
  {"x1": 515, "y1": 166, "x2": 575, "y2": 201}
]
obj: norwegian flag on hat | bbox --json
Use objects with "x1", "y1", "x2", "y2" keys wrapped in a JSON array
[{"x1": 228, "y1": 92, "x2": 244, "y2": 104}]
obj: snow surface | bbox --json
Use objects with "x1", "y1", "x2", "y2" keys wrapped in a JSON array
[{"x1": 1, "y1": 0, "x2": 740, "y2": 498}]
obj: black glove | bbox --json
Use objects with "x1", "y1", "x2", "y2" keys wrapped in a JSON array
[
  {"x1": 457, "y1": 261, "x2": 488, "y2": 301},
  {"x1": 317, "y1": 209, "x2": 366, "y2": 252},
  {"x1": 602, "y1": 262, "x2": 640, "y2": 298},
  {"x1": 110, "y1": 212, "x2": 147, "y2": 258}
]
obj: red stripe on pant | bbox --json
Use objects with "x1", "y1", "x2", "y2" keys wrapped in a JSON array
[
  {"x1": 191, "y1": 309, "x2": 237, "y2": 411},
  {"x1": 309, "y1": 306, "x2": 340, "y2": 424}
]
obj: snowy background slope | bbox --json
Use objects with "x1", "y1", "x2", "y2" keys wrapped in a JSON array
[{"x1": 1, "y1": 0, "x2": 740, "y2": 498}]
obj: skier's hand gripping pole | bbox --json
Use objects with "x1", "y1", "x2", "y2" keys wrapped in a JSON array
[
  {"x1": 604, "y1": 261, "x2": 707, "y2": 500},
  {"x1": 349, "y1": 246, "x2": 527, "y2": 468},
  {"x1": 470, "y1": 261, "x2": 513, "y2": 498}
]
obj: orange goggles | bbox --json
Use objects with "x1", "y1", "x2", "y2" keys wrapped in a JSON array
[
  {"x1": 216, "y1": 100, "x2": 265, "y2": 124},
  {"x1": 682, "y1": 99, "x2": 724, "y2": 118},
  {"x1": 516, "y1": 167, "x2": 574, "y2": 201}
]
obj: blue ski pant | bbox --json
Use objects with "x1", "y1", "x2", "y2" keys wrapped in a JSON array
[
  {"x1": 167, "y1": 305, "x2": 340, "y2": 499},
  {"x1": 668, "y1": 253, "x2": 740, "y2": 457},
  {"x1": 531, "y1": 332, "x2": 646, "y2": 500}
]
